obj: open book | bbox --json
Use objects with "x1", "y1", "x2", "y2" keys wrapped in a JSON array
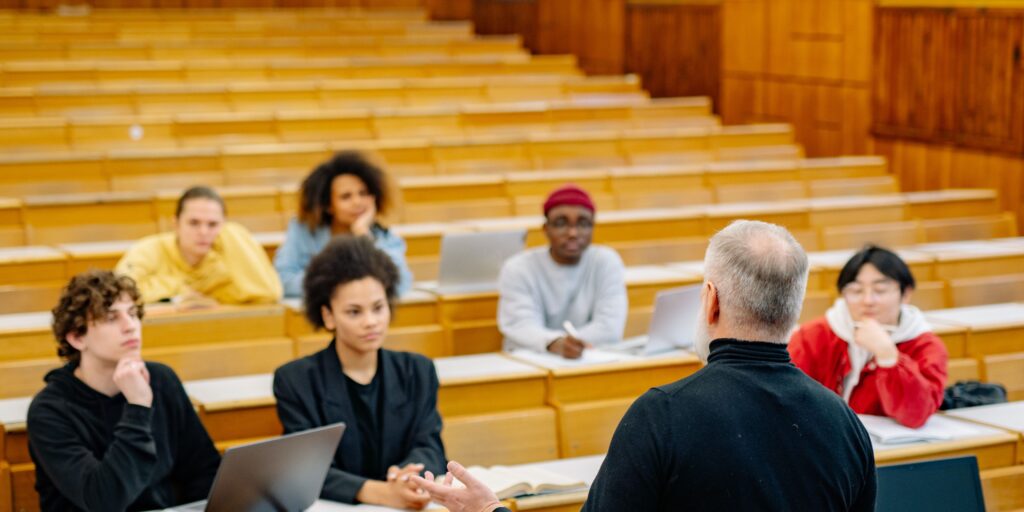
[{"x1": 458, "y1": 465, "x2": 587, "y2": 499}]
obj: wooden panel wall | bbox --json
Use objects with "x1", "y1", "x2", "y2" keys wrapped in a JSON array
[
  {"x1": 871, "y1": 5, "x2": 1024, "y2": 227},
  {"x1": 721, "y1": 0, "x2": 873, "y2": 156},
  {"x1": 424, "y1": 0, "x2": 472, "y2": 19},
  {"x1": 624, "y1": 2, "x2": 721, "y2": 107},
  {"x1": 874, "y1": 138, "x2": 1024, "y2": 225},
  {"x1": 874, "y1": 8, "x2": 1024, "y2": 153},
  {"x1": 474, "y1": 0, "x2": 721, "y2": 94},
  {"x1": 472, "y1": 0, "x2": 625, "y2": 75}
]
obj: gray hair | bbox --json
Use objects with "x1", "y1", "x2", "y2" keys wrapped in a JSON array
[{"x1": 704, "y1": 220, "x2": 808, "y2": 343}]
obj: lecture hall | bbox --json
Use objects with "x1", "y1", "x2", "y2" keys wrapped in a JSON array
[{"x1": 1, "y1": 0, "x2": 1023, "y2": 511}]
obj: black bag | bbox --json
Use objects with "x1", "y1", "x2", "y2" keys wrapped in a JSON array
[{"x1": 940, "y1": 380, "x2": 1008, "y2": 410}]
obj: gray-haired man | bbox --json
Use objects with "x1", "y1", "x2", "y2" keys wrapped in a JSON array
[{"x1": 583, "y1": 220, "x2": 876, "y2": 511}]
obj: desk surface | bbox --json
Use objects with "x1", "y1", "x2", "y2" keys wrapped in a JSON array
[
  {"x1": 0, "y1": 396, "x2": 30, "y2": 429},
  {"x1": 436, "y1": 352, "x2": 545, "y2": 384},
  {"x1": 57, "y1": 239, "x2": 133, "y2": 256},
  {"x1": 0, "y1": 246, "x2": 65, "y2": 263},
  {"x1": 184, "y1": 352, "x2": 549, "y2": 410},
  {"x1": 945, "y1": 401, "x2": 1024, "y2": 434},
  {"x1": 925, "y1": 303, "x2": 1024, "y2": 330},
  {"x1": 913, "y1": 241, "x2": 1024, "y2": 261},
  {"x1": 183, "y1": 373, "x2": 275, "y2": 411},
  {"x1": 0, "y1": 311, "x2": 50, "y2": 331}
]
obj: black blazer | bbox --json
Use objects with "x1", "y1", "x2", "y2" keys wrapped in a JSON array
[{"x1": 272, "y1": 342, "x2": 446, "y2": 504}]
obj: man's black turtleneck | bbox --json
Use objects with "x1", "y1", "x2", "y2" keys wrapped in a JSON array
[
  {"x1": 27, "y1": 362, "x2": 221, "y2": 512},
  {"x1": 583, "y1": 338, "x2": 877, "y2": 511}
]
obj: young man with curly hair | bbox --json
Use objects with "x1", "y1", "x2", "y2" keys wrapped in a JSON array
[{"x1": 26, "y1": 270, "x2": 220, "y2": 512}]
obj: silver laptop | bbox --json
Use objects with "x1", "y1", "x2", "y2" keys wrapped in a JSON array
[
  {"x1": 173, "y1": 422, "x2": 345, "y2": 512},
  {"x1": 434, "y1": 230, "x2": 527, "y2": 294},
  {"x1": 644, "y1": 284, "x2": 702, "y2": 354},
  {"x1": 613, "y1": 284, "x2": 702, "y2": 356}
]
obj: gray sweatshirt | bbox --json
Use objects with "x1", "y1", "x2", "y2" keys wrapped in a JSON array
[{"x1": 497, "y1": 245, "x2": 628, "y2": 352}]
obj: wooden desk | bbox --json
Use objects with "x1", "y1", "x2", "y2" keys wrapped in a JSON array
[
  {"x1": 513, "y1": 351, "x2": 701, "y2": 458},
  {"x1": 871, "y1": 414, "x2": 1019, "y2": 470},
  {"x1": 926, "y1": 303, "x2": 1024, "y2": 357},
  {"x1": 184, "y1": 373, "x2": 280, "y2": 445},
  {"x1": 945, "y1": 401, "x2": 1024, "y2": 464},
  {"x1": 0, "y1": 398, "x2": 31, "y2": 512},
  {"x1": 56, "y1": 240, "x2": 132, "y2": 276},
  {"x1": 0, "y1": 248, "x2": 67, "y2": 314},
  {"x1": 178, "y1": 352, "x2": 556, "y2": 467},
  {"x1": 945, "y1": 400, "x2": 1024, "y2": 511},
  {"x1": 915, "y1": 241, "x2": 1024, "y2": 280},
  {"x1": 437, "y1": 353, "x2": 557, "y2": 466},
  {"x1": 904, "y1": 189, "x2": 1000, "y2": 220},
  {"x1": 806, "y1": 195, "x2": 908, "y2": 228},
  {"x1": 930, "y1": 321, "x2": 971, "y2": 359}
]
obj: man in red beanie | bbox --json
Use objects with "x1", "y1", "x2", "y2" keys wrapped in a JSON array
[{"x1": 497, "y1": 184, "x2": 627, "y2": 358}]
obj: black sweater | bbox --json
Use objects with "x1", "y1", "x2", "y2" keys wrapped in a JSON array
[
  {"x1": 273, "y1": 342, "x2": 447, "y2": 504},
  {"x1": 583, "y1": 339, "x2": 877, "y2": 511},
  {"x1": 27, "y1": 362, "x2": 221, "y2": 512}
]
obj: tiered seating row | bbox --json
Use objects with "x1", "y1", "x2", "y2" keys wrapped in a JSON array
[
  {"x1": 0, "y1": 54, "x2": 579, "y2": 87},
  {"x1": 0, "y1": 18, "x2": 475, "y2": 44},
  {"x1": 0, "y1": 75, "x2": 643, "y2": 118},
  {"x1": 0, "y1": 96, "x2": 711, "y2": 152},
  {"x1": 0, "y1": 35, "x2": 525, "y2": 61},
  {"x1": 0, "y1": 124, "x2": 799, "y2": 195}
]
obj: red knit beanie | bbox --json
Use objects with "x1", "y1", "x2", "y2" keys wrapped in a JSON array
[{"x1": 543, "y1": 184, "x2": 595, "y2": 216}]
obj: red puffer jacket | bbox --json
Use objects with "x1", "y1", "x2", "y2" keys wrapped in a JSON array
[{"x1": 789, "y1": 317, "x2": 948, "y2": 428}]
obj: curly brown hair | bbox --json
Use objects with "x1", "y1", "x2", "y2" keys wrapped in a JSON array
[
  {"x1": 51, "y1": 270, "x2": 145, "y2": 364},
  {"x1": 298, "y1": 151, "x2": 391, "y2": 232},
  {"x1": 303, "y1": 236, "x2": 398, "y2": 330}
]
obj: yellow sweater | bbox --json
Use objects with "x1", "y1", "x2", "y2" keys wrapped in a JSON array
[{"x1": 115, "y1": 222, "x2": 282, "y2": 304}]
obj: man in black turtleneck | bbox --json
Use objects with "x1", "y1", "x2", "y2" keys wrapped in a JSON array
[
  {"x1": 414, "y1": 220, "x2": 875, "y2": 512},
  {"x1": 582, "y1": 220, "x2": 876, "y2": 511}
]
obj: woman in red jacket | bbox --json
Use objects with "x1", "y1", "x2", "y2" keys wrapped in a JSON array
[{"x1": 789, "y1": 245, "x2": 948, "y2": 428}]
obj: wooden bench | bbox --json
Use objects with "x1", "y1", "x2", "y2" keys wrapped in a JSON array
[
  {"x1": 0, "y1": 54, "x2": 580, "y2": 88},
  {"x1": 0, "y1": 75, "x2": 645, "y2": 119},
  {"x1": 0, "y1": 97, "x2": 711, "y2": 153},
  {"x1": 0, "y1": 125, "x2": 792, "y2": 193},
  {"x1": 927, "y1": 303, "x2": 1024, "y2": 358},
  {"x1": 982, "y1": 354, "x2": 1024, "y2": 402}
]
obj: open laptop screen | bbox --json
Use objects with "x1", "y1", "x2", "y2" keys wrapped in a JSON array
[{"x1": 876, "y1": 455, "x2": 985, "y2": 512}]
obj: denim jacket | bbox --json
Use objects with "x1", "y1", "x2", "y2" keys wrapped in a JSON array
[{"x1": 274, "y1": 218, "x2": 412, "y2": 298}]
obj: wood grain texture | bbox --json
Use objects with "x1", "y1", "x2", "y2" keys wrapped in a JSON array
[
  {"x1": 721, "y1": 0, "x2": 873, "y2": 156},
  {"x1": 624, "y1": 2, "x2": 720, "y2": 105},
  {"x1": 874, "y1": 8, "x2": 1024, "y2": 153}
]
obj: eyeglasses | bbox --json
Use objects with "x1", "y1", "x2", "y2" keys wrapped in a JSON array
[
  {"x1": 547, "y1": 217, "x2": 594, "y2": 233},
  {"x1": 841, "y1": 283, "x2": 900, "y2": 302}
]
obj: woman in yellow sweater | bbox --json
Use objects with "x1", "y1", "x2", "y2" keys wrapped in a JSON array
[{"x1": 115, "y1": 186, "x2": 282, "y2": 305}]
